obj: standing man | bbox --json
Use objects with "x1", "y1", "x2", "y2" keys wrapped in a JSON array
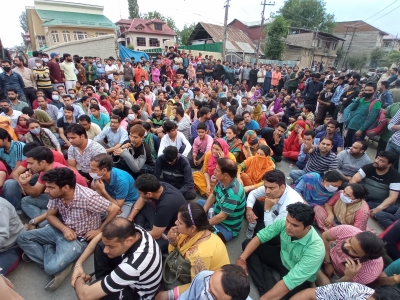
[
  {"x1": 46, "y1": 52, "x2": 64, "y2": 91},
  {"x1": 105, "y1": 59, "x2": 117, "y2": 88},
  {"x1": 377, "y1": 80, "x2": 394, "y2": 109},
  {"x1": 237, "y1": 203, "x2": 325, "y2": 300},
  {"x1": 0, "y1": 60, "x2": 26, "y2": 102},
  {"x1": 17, "y1": 168, "x2": 120, "y2": 291},
  {"x1": 32, "y1": 58, "x2": 53, "y2": 99},
  {"x1": 304, "y1": 73, "x2": 323, "y2": 112},
  {"x1": 12, "y1": 56, "x2": 36, "y2": 103},
  {"x1": 84, "y1": 56, "x2": 97, "y2": 86},
  {"x1": 60, "y1": 53, "x2": 77, "y2": 90}
]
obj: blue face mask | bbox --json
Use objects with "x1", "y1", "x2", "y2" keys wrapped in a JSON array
[
  {"x1": 251, "y1": 138, "x2": 258, "y2": 145},
  {"x1": 30, "y1": 128, "x2": 41, "y2": 135}
]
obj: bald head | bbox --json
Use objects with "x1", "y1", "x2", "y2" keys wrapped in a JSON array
[
  {"x1": 102, "y1": 218, "x2": 137, "y2": 242},
  {"x1": 217, "y1": 157, "x2": 238, "y2": 179}
]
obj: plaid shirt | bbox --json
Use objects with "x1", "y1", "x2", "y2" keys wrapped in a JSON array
[{"x1": 47, "y1": 184, "x2": 110, "y2": 236}]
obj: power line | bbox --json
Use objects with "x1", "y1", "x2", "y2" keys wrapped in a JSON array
[
  {"x1": 256, "y1": 0, "x2": 275, "y2": 64},
  {"x1": 349, "y1": 0, "x2": 398, "y2": 27},
  {"x1": 368, "y1": 4, "x2": 400, "y2": 23}
]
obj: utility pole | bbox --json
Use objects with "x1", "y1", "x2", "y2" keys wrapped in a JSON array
[
  {"x1": 255, "y1": 0, "x2": 275, "y2": 65},
  {"x1": 222, "y1": 0, "x2": 230, "y2": 60},
  {"x1": 341, "y1": 25, "x2": 358, "y2": 69}
]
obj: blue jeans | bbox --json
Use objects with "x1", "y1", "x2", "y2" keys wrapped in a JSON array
[
  {"x1": 369, "y1": 202, "x2": 400, "y2": 229},
  {"x1": 386, "y1": 139, "x2": 400, "y2": 173},
  {"x1": 289, "y1": 170, "x2": 306, "y2": 182},
  {"x1": 17, "y1": 225, "x2": 87, "y2": 276},
  {"x1": 295, "y1": 161, "x2": 307, "y2": 170},
  {"x1": 2, "y1": 179, "x2": 22, "y2": 210},
  {"x1": 21, "y1": 194, "x2": 50, "y2": 228},
  {"x1": 205, "y1": 76, "x2": 213, "y2": 83},
  {"x1": 196, "y1": 199, "x2": 234, "y2": 242},
  {"x1": 0, "y1": 247, "x2": 22, "y2": 275}
]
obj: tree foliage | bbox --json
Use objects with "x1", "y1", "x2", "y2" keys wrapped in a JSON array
[
  {"x1": 19, "y1": 12, "x2": 29, "y2": 33},
  {"x1": 264, "y1": 16, "x2": 290, "y2": 60},
  {"x1": 279, "y1": 0, "x2": 335, "y2": 33},
  {"x1": 387, "y1": 50, "x2": 400, "y2": 67},
  {"x1": 141, "y1": 11, "x2": 178, "y2": 35},
  {"x1": 177, "y1": 23, "x2": 196, "y2": 45},
  {"x1": 369, "y1": 47, "x2": 386, "y2": 67},
  {"x1": 347, "y1": 53, "x2": 369, "y2": 71},
  {"x1": 334, "y1": 48, "x2": 345, "y2": 67},
  {"x1": 127, "y1": 0, "x2": 140, "y2": 19}
]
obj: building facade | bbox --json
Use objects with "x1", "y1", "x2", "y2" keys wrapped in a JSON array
[
  {"x1": 383, "y1": 34, "x2": 400, "y2": 55},
  {"x1": 116, "y1": 18, "x2": 176, "y2": 50},
  {"x1": 26, "y1": 0, "x2": 117, "y2": 51}
]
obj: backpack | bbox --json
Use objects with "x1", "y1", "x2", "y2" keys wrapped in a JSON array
[{"x1": 361, "y1": 98, "x2": 386, "y2": 138}]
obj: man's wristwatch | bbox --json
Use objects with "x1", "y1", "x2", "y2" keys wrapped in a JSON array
[{"x1": 28, "y1": 219, "x2": 36, "y2": 226}]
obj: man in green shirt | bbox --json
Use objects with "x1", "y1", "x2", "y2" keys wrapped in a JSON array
[
  {"x1": 236, "y1": 202, "x2": 325, "y2": 300},
  {"x1": 201, "y1": 157, "x2": 246, "y2": 242},
  {"x1": 288, "y1": 66, "x2": 299, "y2": 94}
]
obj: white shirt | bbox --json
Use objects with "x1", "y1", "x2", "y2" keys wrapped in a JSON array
[
  {"x1": 247, "y1": 184, "x2": 304, "y2": 227},
  {"x1": 105, "y1": 64, "x2": 117, "y2": 80},
  {"x1": 1, "y1": 110, "x2": 22, "y2": 128},
  {"x1": 158, "y1": 131, "x2": 192, "y2": 157}
]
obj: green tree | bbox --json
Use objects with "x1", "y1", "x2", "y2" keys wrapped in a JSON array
[
  {"x1": 386, "y1": 50, "x2": 400, "y2": 67},
  {"x1": 264, "y1": 16, "x2": 289, "y2": 60},
  {"x1": 334, "y1": 48, "x2": 344, "y2": 67},
  {"x1": 177, "y1": 23, "x2": 196, "y2": 45},
  {"x1": 19, "y1": 11, "x2": 29, "y2": 45},
  {"x1": 369, "y1": 47, "x2": 385, "y2": 67},
  {"x1": 279, "y1": 0, "x2": 335, "y2": 33},
  {"x1": 127, "y1": 0, "x2": 140, "y2": 19},
  {"x1": 141, "y1": 11, "x2": 178, "y2": 34},
  {"x1": 347, "y1": 53, "x2": 369, "y2": 72}
]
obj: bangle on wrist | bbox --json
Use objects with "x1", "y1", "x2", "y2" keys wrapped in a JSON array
[{"x1": 62, "y1": 226, "x2": 68, "y2": 233}]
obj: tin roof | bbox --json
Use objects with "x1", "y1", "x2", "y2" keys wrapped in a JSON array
[{"x1": 116, "y1": 18, "x2": 176, "y2": 36}]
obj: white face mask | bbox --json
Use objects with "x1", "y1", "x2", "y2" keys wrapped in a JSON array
[
  {"x1": 127, "y1": 114, "x2": 135, "y2": 122},
  {"x1": 340, "y1": 192, "x2": 355, "y2": 204},
  {"x1": 325, "y1": 184, "x2": 338, "y2": 192},
  {"x1": 42, "y1": 58, "x2": 49, "y2": 62},
  {"x1": 89, "y1": 173, "x2": 103, "y2": 180},
  {"x1": 35, "y1": 63, "x2": 42, "y2": 67}
]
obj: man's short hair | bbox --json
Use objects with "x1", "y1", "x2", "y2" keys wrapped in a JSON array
[
  {"x1": 135, "y1": 174, "x2": 161, "y2": 193},
  {"x1": 91, "y1": 153, "x2": 113, "y2": 171},
  {"x1": 130, "y1": 124, "x2": 145, "y2": 137},
  {"x1": 234, "y1": 115, "x2": 244, "y2": 125},
  {"x1": 174, "y1": 107, "x2": 184, "y2": 118},
  {"x1": 65, "y1": 124, "x2": 88, "y2": 139},
  {"x1": 25, "y1": 146, "x2": 54, "y2": 164},
  {"x1": 304, "y1": 130, "x2": 315, "y2": 138},
  {"x1": 163, "y1": 120, "x2": 178, "y2": 132},
  {"x1": 111, "y1": 115, "x2": 121, "y2": 123},
  {"x1": 277, "y1": 122, "x2": 288, "y2": 130},
  {"x1": 263, "y1": 170, "x2": 286, "y2": 186},
  {"x1": 286, "y1": 202, "x2": 315, "y2": 228},
  {"x1": 217, "y1": 157, "x2": 237, "y2": 178},
  {"x1": 23, "y1": 142, "x2": 41, "y2": 155},
  {"x1": 380, "y1": 81, "x2": 390, "y2": 89},
  {"x1": 228, "y1": 106, "x2": 236, "y2": 115},
  {"x1": 198, "y1": 107, "x2": 210, "y2": 118},
  {"x1": 163, "y1": 146, "x2": 178, "y2": 162},
  {"x1": 355, "y1": 231, "x2": 385, "y2": 259},
  {"x1": 354, "y1": 140, "x2": 368, "y2": 152},
  {"x1": 0, "y1": 128, "x2": 11, "y2": 142},
  {"x1": 327, "y1": 120, "x2": 339, "y2": 129},
  {"x1": 377, "y1": 151, "x2": 397, "y2": 164},
  {"x1": 78, "y1": 114, "x2": 91, "y2": 123},
  {"x1": 41, "y1": 168, "x2": 76, "y2": 189},
  {"x1": 220, "y1": 265, "x2": 250, "y2": 300},
  {"x1": 102, "y1": 218, "x2": 137, "y2": 243},
  {"x1": 64, "y1": 105, "x2": 74, "y2": 113}
]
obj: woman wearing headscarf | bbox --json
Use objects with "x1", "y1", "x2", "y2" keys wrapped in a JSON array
[
  {"x1": 267, "y1": 115, "x2": 279, "y2": 129},
  {"x1": 93, "y1": 96, "x2": 112, "y2": 115},
  {"x1": 283, "y1": 120, "x2": 306, "y2": 160},
  {"x1": 193, "y1": 138, "x2": 236, "y2": 196},
  {"x1": 241, "y1": 130, "x2": 267, "y2": 159},
  {"x1": 238, "y1": 145, "x2": 275, "y2": 189},
  {"x1": 268, "y1": 97, "x2": 284, "y2": 118},
  {"x1": 223, "y1": 125, "x2": 242, "y2": 160},
  {"x1": 247, "y1": 86, "x2": 256, "y2": 99},
  {"x1": 0, "y1": 116, "x2": 18, "y2": 141}
]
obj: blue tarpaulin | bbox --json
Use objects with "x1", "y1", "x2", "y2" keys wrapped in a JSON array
[{"x1": 118, "y1": 44, "x2": 149, "y2": 62}]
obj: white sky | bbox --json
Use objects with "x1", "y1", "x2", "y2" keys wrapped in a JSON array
[{"x1": 0, "y1": 0, "x2": 398, "y2": 47}]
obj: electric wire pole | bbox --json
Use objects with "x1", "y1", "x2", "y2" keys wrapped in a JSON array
[
  {"x1": 255, "y1": 0, "x2": 275, "y2": 64},
  {"x1": 222, "y1": 0, "x2": 230, "y2": 60}
]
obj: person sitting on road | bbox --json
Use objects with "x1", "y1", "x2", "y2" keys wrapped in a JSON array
[
  {"x1": 158, "y1": 120, "x2": 192, "y2": 157},
  {"x1": 155, "y1": 146, "x2": 196, "y2": 200},
  {"x1": 94, "y1": 115, "x2": 128, "y2": 154}
]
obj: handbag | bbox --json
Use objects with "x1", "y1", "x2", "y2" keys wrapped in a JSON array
[{"x1": 162, "y1": 247, "x2": 191, "y2": 290}]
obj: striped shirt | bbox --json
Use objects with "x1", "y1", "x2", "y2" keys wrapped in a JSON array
[
  {"x1": 0, "y1": 140, "x2": 25, "y2": 170},
  {"x1": 304, "y1": 146, "x2": 338, "y2": 174},
  {"x1": 388, "y1": 108, "x2": 400, "y2": 146},
  {"x1": 101, "y1": 226, "x2": 162, "y2": 300},
  {"x1": 329, "y1": 225, "x2": 383, "y2": 285},
  {"x1": 33, "y1": 66, "x2": 52, "y2": 89},
  {"x1": 315, "y1": 282, "x2": 374, "y2": 300},
  {"x1": 213, "y1": 178, "x2": 246, "y2": 236}
]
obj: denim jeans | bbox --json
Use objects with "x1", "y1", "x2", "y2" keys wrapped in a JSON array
[
  {"x1": 295, "y1": 161, "x2": 307, "y2": 170},
  {"x1": 0, "y1": 246, "x2": 22, "y2": 275},
  {"x1": 17, "y1": 225, "x2": 87, "y2": 276},
  {"x1": 369, "y1": 202, "x2": 400, "y2": 229},
  {"x1": 21, "y1": 194, "x2": 50, "y2": 228},
  {"x1": 386, "y1": 139, "x2": 400, "y2": 173},
  {"x1": 205, "y1": 76, "x2": 213, "y2": 83},
  {"x1": 289, "y1": 170, "x2": 306, "y2": 182},
  {"x1": 2, "y1": 179, "x2": 23, "y2": 210},
  {"x1": 196, "y1": 199, "x2": 234, "y2": 242}
]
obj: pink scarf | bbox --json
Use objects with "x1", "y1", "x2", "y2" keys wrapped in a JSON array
[{"x1": 207, "y1": 138, "x2": 230, "y2": 176}]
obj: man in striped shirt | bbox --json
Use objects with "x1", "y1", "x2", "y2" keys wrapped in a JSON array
[
  {"x1": 386, "y1": 108, "x2": 400, "y2": 173},
  {"x1": 33, "y1": 58, "x2": 53, "y2": 100},
  {"x1": 290, "y1": 136, "x2": 338, "y2": 182},
  {"x1": 73, "y1": 218, "x2": 162, "y2": 300}
]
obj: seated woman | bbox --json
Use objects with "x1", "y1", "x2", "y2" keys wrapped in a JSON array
[
  {"x1": 283, "y1": 120, "x2": 306, "y2": 160},
  {"x1": 25, "y1": 118, "x2": 62, "y2": 154},
  {"x1": 293, "y1": 171, "x2": 343, "y2": 207},
  {"x1": 241, "y1": 130, "x2": 267, "y2": 159},
  {"x1": 268, "y1": 95, "x2": 284, "y2": 119},
  {"x1": 238, "y1": 145, "x2": 275, "y2": 191},
  {"x1": 89, "y1": 97, "x2": 109, "y2": 115},
  {"x1": 223, "y1": 125, "x2": 242, "y2": 160},
  {"x1": 142, "y1": 122, "x2": 159, "y2": 161},
  {"x1": 0, "y1": 116, "x2": 18, "y2": 141},
  {"x1": 314, "y1": 183, "x2": 370, "y2": 232},
  {"x1": 156, "y1": 203, "x2": 230, "y2": 299},
  {"x1": 193, "y1": 138, "x2": 236, "y2": 196}
]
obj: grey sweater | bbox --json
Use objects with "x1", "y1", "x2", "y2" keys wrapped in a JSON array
[
  {"x1": 337, "y1": 148, "x2": 372, "y2": 177},
  {"x1": 0, "y1": 198, "x2": 24, "y2": 252}
]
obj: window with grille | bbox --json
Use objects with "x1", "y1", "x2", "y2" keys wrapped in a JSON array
[
  {"x1": 62, "y1": 31, "x2": 71, "y2": 42},
  {"x1": 127, "y1": 37, "x2": 131, "y2": 45},
  {"x1": 384, "y1": 42, "x2": 390, "y2": 47},
  {"x1": 36, "y1": 36, "x2": 47, "y2": 48},
  {"x1": 137, "y1": 37, "x2": 146, "y2": 46},
  {"x1": 154, "y1": 23, "x2": 162, "y2": 31},
  {"x1": 51, "y1": 31, "x2": 59, "y2": 43},
  {"x1": 96, "y1": 32, "x2": 108, "y2": 37},
  {"x1": 149, "y1": 38, "x2": 160, "y2": 47},
  {"x1": 73, "y1": 31, "x2": 88, "y2": 40}
]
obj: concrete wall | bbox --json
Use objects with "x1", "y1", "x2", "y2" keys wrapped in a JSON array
[
  {"x1": 43, "y1": 35, "x2": 118, "y2": 59},
  {"x1": 45, "y1": 27, "x2": 115, "y2": 47}
]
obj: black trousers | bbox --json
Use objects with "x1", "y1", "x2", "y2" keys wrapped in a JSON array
[
  {"x1": 135, "y1": 202, "x2": 168, "y2": 253},
  {"x1": 94, "y1": 241, "x2": 140, "y2": 300},
  {"x1": 242, "y1": 239, "x2": 311, "y2": 299},
  {"x1": 23, "y1": 87, "x2": 37, "y2": 104},
  {"x1": 251, "y1": 201, "x2": 282, "y2": 245},
  {"x1": 344, "y1": 128, "x2": 366, "y2": 148}
]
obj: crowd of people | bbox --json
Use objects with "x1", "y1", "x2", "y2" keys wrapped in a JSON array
[{"x1": 0, "y1": 46, "x2": 400, "y2": 300}]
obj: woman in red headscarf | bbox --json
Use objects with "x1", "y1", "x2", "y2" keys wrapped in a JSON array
[{"x1": 283, "y1": 120, "x2": 306, "y2": 160}]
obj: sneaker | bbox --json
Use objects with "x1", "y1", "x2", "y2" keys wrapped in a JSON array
[
  {"x1": 21, "y1": 252, "x2": 32, "y2": 263},
  {"x1": 44, "y1": 263, "x2": 74, "y2": 291}
]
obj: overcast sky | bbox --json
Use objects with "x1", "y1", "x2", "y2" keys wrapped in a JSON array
[{"x1": 1, "y1": 0, "x2": 399, "y2": 47}]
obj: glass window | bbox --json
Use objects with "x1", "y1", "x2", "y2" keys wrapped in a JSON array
[
  {"x1": 154, "y1": 23, "x2": 162, "y2": 31},
  {"x1": 73, "y1": 31, "x2": 88, "y2": 41},
  {"x1": 62, "y1": 30, "x2": 71, "y2": 42},
  {"x1": 127, "y1": 37, "x2": 131, "y2": 45},
  {"x1": 95, "y1": 32, "x2": 108, "y2": 37},
  {"x1": 149, "y1": 38, "x2": 160, "y2": 47},
  {"x1": 51, "y1": 31, "x2": 59, "y2": 43},
  {"x1": 36, "y1": 36, "x2": 47, "y2": 48},
  {"x1": 137, "y1": 37, "x2": 146, "y2": 46}
]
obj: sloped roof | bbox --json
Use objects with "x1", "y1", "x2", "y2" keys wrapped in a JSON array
[
  {"x1": 189, "y1": 22, "x2": 258, "y2": 53},
  {"x1": 116, "y1": 18, "x2": 176, "y2": 36},
  {"x1": 384, "y1": 34, "x2": 399, "y2": 41},
  {"x1": 334, "y1": 21, "x2": 388, "y2": 35},
  {"x1": 36, "y1": 9, "x2": 117, "y2": 29},
  {"x1": 229, "y1": 18, "x2": 273, "y2": 28}
]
